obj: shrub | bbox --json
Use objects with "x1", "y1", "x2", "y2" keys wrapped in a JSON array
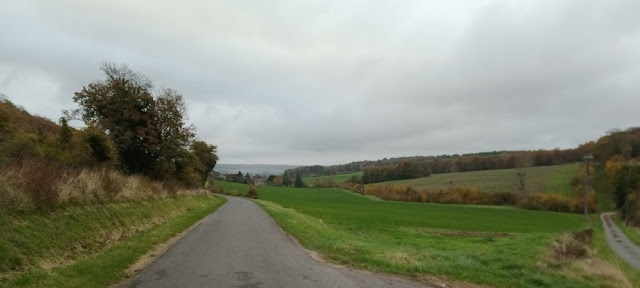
[
  {"x1": 208, "y1": 185, "x2": 224, "y2": 194},
  {"x1": 245, "y1": 185, "x2": 259, "y2": 199},
  {"x1": 17, "y1": 159, "x2": 68, "y2": 209},
  {"x1": 552, "y1": 233, "x2": 589, "y2": 261}
]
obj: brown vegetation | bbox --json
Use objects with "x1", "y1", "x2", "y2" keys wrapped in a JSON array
[
  {"x1": 0, "y1": 159, "x2": 207, "y2": 212},
  {"x1": 331, "y1": 168, "x2": 597, "y2": 213},
  {"x1": 245, "y1": 185, "x2": 259, "y2": 199}
]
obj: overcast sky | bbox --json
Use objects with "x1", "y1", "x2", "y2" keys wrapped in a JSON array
[{"x1": 1, "y1": 0, "x2": 639, "y2": 165}]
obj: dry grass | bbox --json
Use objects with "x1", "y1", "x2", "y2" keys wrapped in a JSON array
[
  {"x1": 552, "y1": 233, "x2": 590, "y2": 261},
  {"x1": 537, "y1": 233, "x2": 632, "y2": 288},
  {"x1": 0, "y1": 159, "x2": 207, "y2": 212}
]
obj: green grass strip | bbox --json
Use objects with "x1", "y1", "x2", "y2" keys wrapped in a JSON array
[
  {"x1": 613, "y1": 214, "x2": 640, "y2": 248},
  {"x1": 4, "y1": 196, "x2": 226, "y2": 288}
]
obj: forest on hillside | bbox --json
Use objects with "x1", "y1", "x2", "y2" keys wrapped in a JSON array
[{"x1": 287, "y1": 146, "x2": 595, "y2": 181}]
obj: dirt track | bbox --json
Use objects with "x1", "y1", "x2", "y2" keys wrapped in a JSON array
[{"x1": 600, "y1": 212, "x2": 640, "y2": 271}]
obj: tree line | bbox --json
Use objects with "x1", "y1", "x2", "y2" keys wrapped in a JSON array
[
  {"x1": 286, "y1": 145, "x2": 594, "y2": 182},
  {"x1": 361, "y1": 160, "x2": 431, "y2": 184},
  {"x1": 598, "y1": 128, "x2": 640, "y2": 226}
]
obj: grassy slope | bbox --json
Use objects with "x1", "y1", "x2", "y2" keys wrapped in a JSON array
[
  {"x1": 302, "y1": 172, "x2": 363, "y2": 185},
  {"x1": 383, "y1": 164, "x2": 579, "y2": 195},
  {"x1": 0, "y1": 195, "x2": 226, "y2": 287}
]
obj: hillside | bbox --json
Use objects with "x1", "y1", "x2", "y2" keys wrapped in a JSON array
[
  {"x1": 384, "y1": 163, "x2": 579, "y2": 195},
  {"x1": 0, "y1": 65, "x2": 225, "y2": 287}
]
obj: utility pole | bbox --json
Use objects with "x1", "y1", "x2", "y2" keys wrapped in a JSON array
[{"x1": 584, "y1": 155, "x2": 593, "y2": 221}]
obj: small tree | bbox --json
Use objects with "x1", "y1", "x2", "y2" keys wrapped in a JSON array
[
  {"x1": 57, "y1": 117, "x2": 73, "y2": 149},
  {"x1": 235, "y1": 171, "x2": 244, "y2": 183},
  {"x1": 272, "y1": 176, "x2": 283, "y2": 186},
  {"x1": 245, "y1": 185, "x2": 259, "y2": 199},
  {"x1": 294, "y1": 170, "x2": 306, "y2": 188},
  {"x1": 282, "y1": 173, "x2": 292, "y2": 187},
  {"x1": 190, "y1": 140, "x2": 218, "y2": 186}
]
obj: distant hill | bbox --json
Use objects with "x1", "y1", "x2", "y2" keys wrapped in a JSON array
[{"x1": 214, "y1": 164, "x2": 298, "y2": 176}]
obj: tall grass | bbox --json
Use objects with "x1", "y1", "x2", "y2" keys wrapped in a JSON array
[{"x1": 0, "y1": 159, "x2": 207, "y2": 212}]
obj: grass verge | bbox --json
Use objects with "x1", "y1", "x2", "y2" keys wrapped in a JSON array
[
  {"x1": 613, "y1": 214, "x2": 640, "y2": 247},
  {"x1": 591, "y1": 215, "x2": 640, "y2": 286},
  {"x1": 0, "y1": 195, "x2": 226, "y2": 287}
]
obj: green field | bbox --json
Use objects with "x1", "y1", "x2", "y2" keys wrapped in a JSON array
[
  {"x1": 302, "y1": 172, "x2": 363, "y2": 185},
  {"x1": 213, "y1": 181, "x2": 638, "y2": 287},
  {"x1": 383, "y1": 164, "x2": 579, "y2": 195}
]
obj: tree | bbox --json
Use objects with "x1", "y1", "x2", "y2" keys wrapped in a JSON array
[
  {"x1": 244, "y1": 173, "x2": 254, "y2": 185},
  {"x1": 156, "y1": 89, "x2": 195, "y2": 164},
  {"x1": 71, "y1": 62, "x2": 205, "y2": 182},
  {"x1": 82, "y1": 124, "x2": 116, "y2": 164},
  {"x1": 282, "y1": 173, "x2": 292, "y2": 187},
  {"x1": 605, "y1": 155, "x2": 626, "y2": 208},
  {"x1": 294, "y1": 170, "x2": 306, "y2": 188},
  {"x1": 57, "y1": 117, "x2": 73, "y2": 149},
  {"x1": 272, "y1": 176, "x2": 283, "y2": 186},
  {"x1": 235, "y1": 171, "x2": 244, "y2": 183},
  {"x1": 190, "y1": 140, "x2": 218, "y2": 185},
  {"x1": 72, "y1": 62, "x2": 159, "y2": 175}
]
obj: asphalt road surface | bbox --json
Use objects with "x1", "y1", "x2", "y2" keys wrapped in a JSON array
[
  {"x1": 601, "y1": 212, "x2": 640, "y2": 271},
  {"x1": 122, "y1": 195, "x2": 430, "y2": 288}
]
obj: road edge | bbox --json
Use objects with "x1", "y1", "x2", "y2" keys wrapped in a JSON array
[{"x1": 111, "y1": 195, "x2": 228, "y2": 288}]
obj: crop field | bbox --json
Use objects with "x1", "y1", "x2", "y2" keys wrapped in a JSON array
[
  {"x1": 382, "y1": 163, "x2": 579, "y2": 195},
  {"x1": 302, "y1": 171, "x2": 363, "y2": 185},
  {"x1": 213, "y1": 181, "x2": 638, "y2": 287}
]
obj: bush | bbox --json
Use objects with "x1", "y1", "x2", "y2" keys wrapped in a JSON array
[
  {"x1": 245, "y1": 185, "x2": 259, "y2": 199},
  {"x1": 208, "y1": 185, "x2": 224, "y2": 194},
  {"x1": 15, "y1": 159, "x2": 67, "y2": 209},
  {"x1": 552, "y1": 233, "x2": 589, "y2": 261}
]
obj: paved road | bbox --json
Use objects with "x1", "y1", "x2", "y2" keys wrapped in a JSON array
[
  {"x1": 122, "y1": 195, "x2": 430, "y2": 288},
  {"x1": 601, "y1": 212, "x2": 640, "y2": 271}
]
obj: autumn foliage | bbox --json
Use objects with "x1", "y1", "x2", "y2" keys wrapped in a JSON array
[{"x1": 333, "y1": 164, "x2": 597, "y2": 213}]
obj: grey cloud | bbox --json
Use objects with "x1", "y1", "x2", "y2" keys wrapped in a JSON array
[{"x1": 1, "y1": 0, "x2": 639, "y2": 165}]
